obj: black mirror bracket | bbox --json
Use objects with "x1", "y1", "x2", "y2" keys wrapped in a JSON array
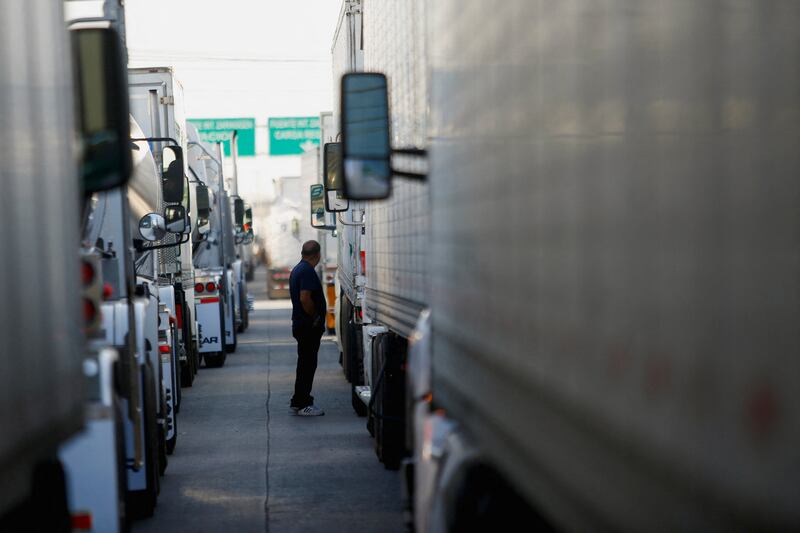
[
  {"x1": 134, "y1": 233, "x2": 190, "y2": 252},
  {"x1": 131, "y1": 136, "x2": 180, "y2": 147},
  {"x1": 390, "y1": 147, "x2": 428, "y2": 180}
]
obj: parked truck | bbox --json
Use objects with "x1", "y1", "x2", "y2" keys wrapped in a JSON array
[
  {"x1": 191, "y1": 139, "x2": 241, "y2": 366},
  {"x1": 0, "y1": 1, "x2": 134, "y2": 531},
  {"x1": 334, "y1": 0, "x2": 800, "y2": 531},
  {"x1": 328, "y1": 1, "x2": 373, "y2": 421},
  {"x1": 128, "y1": 66, "x2": 201, "y2": 389},
  {"x1": 329, "y1": 0, "x2": 426, "y2": 465},
  {"x1": 265, "y1": 176, "x2": 318, "y2": 299}
]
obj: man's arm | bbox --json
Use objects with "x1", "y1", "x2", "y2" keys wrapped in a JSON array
[{"x1": 299, "y1": 290, "x2": 316, "y2": 318}]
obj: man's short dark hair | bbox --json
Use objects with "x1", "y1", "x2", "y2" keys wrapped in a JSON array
[{"x1": 301, "y1": 240, "x2": 321, "y2": 258}]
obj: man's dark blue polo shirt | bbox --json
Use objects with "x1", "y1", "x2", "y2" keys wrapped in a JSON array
[{"x1": 289, "y1": 259, "x2": 327, "y2": 329}]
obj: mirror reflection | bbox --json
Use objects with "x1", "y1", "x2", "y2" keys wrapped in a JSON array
[
  {"x1": 162, "y1": 146, "x2": 184, "y2": 203},
  {"x1": 164, "y1": 205, "x2": 186, "y2": 233},
  {"x1": 341, "y1": 73, "x2": 391, "y2": 199},
  {"x1": 72, "y1": 27, "x2": 131, "y2": 193},
  {"x1": 138, "y1": 213, "x2": 167, "y2": 242},
  {"x1": 323, "y1": 142, "x2": 349, "y2": 211},
  {"x1": 310, "y1": 184, "x2": 332, "y2": 229}
]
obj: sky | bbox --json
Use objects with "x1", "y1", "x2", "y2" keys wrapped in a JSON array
[{"x1": 124, "y1": 0, "x2": 344, "y2": 207}]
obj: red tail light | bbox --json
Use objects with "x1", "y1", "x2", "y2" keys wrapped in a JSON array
[
  {"x1": 195, "y1": 282, "x2": 204, "y2": 293},
  {"x1": 81, "y1": 261, "x2": 95, "y2": 285},
  {"x1": 206, "y1": 282, "x2": 216, "y2": 292},
  {"x1": 102, "y1": 282, "x2": 113, "y2": 300},
  {"x1": 175, "y1": 303, "x2": 183, "y2": 328},
  {"x1": 159, "y1": 344, "x2": 171, "y2": 353},
  {"x1": 360, "y1": 250, "x2": 366, "y2": 276},
  {"x1": 83, "y1": 299, "x2": 96, "y2": 322},
  {"x1": 72, "y1": 512, "x2": 92, "y2": 531}
]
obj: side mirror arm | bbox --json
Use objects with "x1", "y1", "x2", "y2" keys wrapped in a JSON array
[{"x1": 134, "y1": 233, "x2": 190, "y2": 252}]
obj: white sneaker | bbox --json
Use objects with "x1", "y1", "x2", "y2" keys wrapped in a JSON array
[{"x1": 295, "y1": 405, "x2": 324, "y2": 417}]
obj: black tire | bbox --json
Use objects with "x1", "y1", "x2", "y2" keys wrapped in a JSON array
[
  {"x1": 192, "y1": 340, "x2": 200, "y2": 375},
  {"x1": 111, "y1": 382, "x2": 131, "y2": 533},
  {"x1": 352, "y1": 383, "x2": 368, "y2": 417},
  {"x1": 344, "y1": 319, "x2": 358, "y2": 383},
  {"x1": 238, "y1": 284, "x2": 249, "y2": 333},
  {"x1": 225, "y1": 306, "x2": 238, "y2": 353},
  {"x1": 128, "y1": 364, "x2": 159, "y2": 519},
  {"x1": 157, "y1": 377, "x2": 168, "y2": 476},
  {"x1": 205, "y1": 351, "x2": 226, "y2": 368},
  {"x1": 0, "y1": 458, "x2": 71, "y2": 533},
  {"x1": 180, "y1": 360, "x2": 193, "y2": 388},
  {"x1": 373, "y1": 334, "x2": 406, "y2": 470},
  {"x1": 166, "y1": 413, "x2": 177, "y2": 455}
]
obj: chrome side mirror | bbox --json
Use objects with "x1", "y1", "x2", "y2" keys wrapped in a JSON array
[
  {"x1": 164, "y1": 205, "x2": 187, "y2": 234},
  {"x1": 138, "y1": 213, "x2": 167, "y2": 242},
  {"x1": 162, "y1": 146, "x2": 185, "y2": 203},
  {"x1": 340, "y1": 73, "x2": 391, "y2": 200}
]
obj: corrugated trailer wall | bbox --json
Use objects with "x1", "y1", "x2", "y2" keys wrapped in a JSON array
[
  {"x1": 362, "y1": 0, "x2": 429, "y2": 337},
  {"x1": 427, "y1": 1, "x2": 800, "y2": 530}
]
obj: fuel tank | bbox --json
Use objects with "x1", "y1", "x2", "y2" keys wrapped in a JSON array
[{"x1": 128, "y1": 115, "x2": 160, "y2": 237}]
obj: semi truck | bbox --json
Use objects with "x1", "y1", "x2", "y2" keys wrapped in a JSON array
[
  {"x1": 265, "y1": 176, "x2": 319, "y2": 299},
  {"x1": 0, "y1": 1, "x2": 143, "y2": 530},
  {"x1": 334, "y1": 0, "x2": 800, "y2": 531},
  {"x1": 128, "y1": 67, "x2": 201, "y2": 388},
  {"x1": 191, "y1": 138, "x2": 241, "y2": 366},
  {"x1": 64, "y1": 3, "x2": 191, "y2": 522},
  {"x1": 329, "y1": 1, "x2": 372, "y2": 418},
  {"x1": 329, "y1": 0, "x2": 426, "y2": 465}
]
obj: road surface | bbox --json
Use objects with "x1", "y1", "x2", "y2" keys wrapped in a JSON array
[{"x1": 133, "y1": 269, "x2": 403, "y2": 533}]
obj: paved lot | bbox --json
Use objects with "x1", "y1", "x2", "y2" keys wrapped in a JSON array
[{"x1": 133, "y1": 269, "x2": 403, "y2": 533}]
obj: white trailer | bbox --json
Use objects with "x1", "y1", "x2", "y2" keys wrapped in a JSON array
[
  {"x1": 1, "y1": 1, "x2": 138, "y2": 531},
  {"x1": 191, "y1": 140, "x2": 239, "y2": 365},
  {"x1": 0, "y1": 2, "x2": 85, "y2": 529},
  {"x1": 337, "y1": 1, "x2": 800, "y2": 531},
  {"x1": 265, "y1": 176, "x2": 319, "y2": 299},
  {"x1": 330, "y1": 0, "x2": 429, "y2": 467},
  {"x1": 330, "y1": 0, "x2": 372, "y2": 418}
]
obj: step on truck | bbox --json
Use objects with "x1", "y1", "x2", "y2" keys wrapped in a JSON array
[{"x1": 333, "y1": 1, "x2": 800, "y2": 531}]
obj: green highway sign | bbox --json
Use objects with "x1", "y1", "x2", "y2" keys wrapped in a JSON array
[
  {"x1": 268, "y1": 116, "x2": 321, "y2": 156},
  {"x1": 187, "y1": 118, "x2": 256, "y2": 157}
]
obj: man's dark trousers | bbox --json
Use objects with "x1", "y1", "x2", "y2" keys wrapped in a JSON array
[{"x1": 291, "y1": 323, "x2": 323, "y2": 408}]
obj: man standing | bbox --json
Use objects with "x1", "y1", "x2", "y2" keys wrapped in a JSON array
[{"x1": 288, "y1": 240, "x2": 327, "y2": 416}]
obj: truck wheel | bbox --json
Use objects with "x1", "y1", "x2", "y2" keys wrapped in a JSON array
[
  {"x1": 180, "y1": 360, "x2": 193, "y2": 387},
  {"x1": 374, "y1": 335, "x2": 405, "y2": 470},
  {"x1": 157, "y1": 378, "x2": 169, "y2": 476},
  {"x1": 192, "y1": 341, "x2": 200, "y2": 375},
  {"x1": 112, "y1": 392, "x2": 131, "y2": 533},
  {"x1": 444, "y1": 463, "x2": 554, "y2": 533},
  {"x1": 128, "y1": 364, "x2": 159, "y2": 519},
  {"x1": 352, "y1": 384, "x2": 368, "y2": 417},
  {"x1": 351, "y1": 329, "x2": 366, "y2": 417},
  {"x1": 205, "y1": 352, "x2": 226, "y2": 368},
  {"x1": 0, "y1": 459, "x2": 72, "y2": 533},
  {"x1": 166, "y1": 414, "x2": 177, "y2": 455},
  {"x1": 345, "y1": 319, "x2": 359, "y2": 383}
]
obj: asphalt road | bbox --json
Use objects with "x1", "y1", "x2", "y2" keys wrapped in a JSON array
[{"x1": 133, "y1": 268, "x2": 403, "y2": 533}]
